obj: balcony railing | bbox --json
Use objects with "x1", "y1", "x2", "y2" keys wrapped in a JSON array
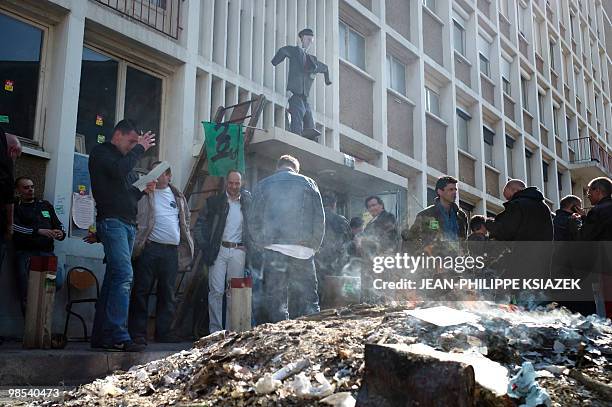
[
  {"x1": 94, "y1": 0, "x2": 181, "y2": 39},
  {"x1": 568, "y1": 137, "x2": 612, "y2": 174}
]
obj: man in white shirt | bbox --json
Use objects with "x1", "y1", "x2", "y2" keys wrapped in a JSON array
[
  {"x1": 129, "y1": 163, "x2": 194, "y2": 344},
  {"x1": 249, "y1": 155, "x2": 325, "y2": 323},
  {"x1": 194, "y1": 170, "x2": 252, "y2": 333}
]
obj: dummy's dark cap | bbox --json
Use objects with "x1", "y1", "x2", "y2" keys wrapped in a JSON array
[{"x1": 298, "y1": 28, "x2": 314, "y2": 38}]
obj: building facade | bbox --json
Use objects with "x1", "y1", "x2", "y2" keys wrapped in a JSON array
[{"x1": 0, "y1": 0, "x2": 611, "y2": 335}]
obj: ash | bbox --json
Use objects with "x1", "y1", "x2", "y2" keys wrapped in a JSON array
[{"x1": 34, "y1": 302, "x2": 611, "y2": 407}]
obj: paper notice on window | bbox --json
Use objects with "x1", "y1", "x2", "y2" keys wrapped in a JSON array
[
  {"x1": 72, "y1": 193, "x2": 95, "y2": 230},
  {"x1": 132, "y1": 161, "x2": 170, "y2": 192}
]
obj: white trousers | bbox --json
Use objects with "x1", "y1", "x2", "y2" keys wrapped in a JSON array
[{"x1": 208, "y1": 246, "x2": 246, "y2": 333}]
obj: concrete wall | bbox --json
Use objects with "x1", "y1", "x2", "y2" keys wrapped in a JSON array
[
  {"x1": 339, "y1": 62, "x2": 374, "y2": 138},
  {"x1": 422, "y1": 11, "x2": 443, "y2": 66},
  {"x1": 426, "y1": 115, "x2": 447, "y2": 173},
  {"x1": 386, "y1": 92, "x2": 414, "y2": 157},
  {"x1": 385, "y1": 0, "x2": 410, "y2": 41}
]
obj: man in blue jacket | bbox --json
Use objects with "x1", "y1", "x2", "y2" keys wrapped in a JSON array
[{"x1": 249, "y1": 155, "x2": 325, "y2": 323}]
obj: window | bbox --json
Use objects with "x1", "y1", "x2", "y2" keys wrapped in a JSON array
[
  {"x1": 501, "y1": 58, "x2": 511, "y2": 95},
  {"x1": 423, "y1": 0, "x2": 436, "y2": 12},
  {"x1": 506, "y1": 136, "x2": 515, "y2": 178},
  {"x1": 76, "y1": 47, "x2": 163, "y2": 169},
  {"x1": 483, "y1": 126, "x2": 495, "y2": 167},
  {"x1": 542, "y1": 161, "x2": 549, "y2": 183},
  {"x1": 425, "y1": 87, "x2": 440, "y2": 117},
  {"x1": 538, "y1": 93, "x2": 545, "y2": 123},
  {"x1": 557, "y1": 171, "x2": 563, "y2": 191},
  {"x1": 521, "y1": 77, "x2": 529, "y2": 109},
  {"x1": 549, "y1": 41, "x2": 556, "y2": 70},
  {"x1": 566, "y1": 116, "x2": 572, "y2": 139},
  {"x1": 0, "y1": 12, "x2": 45, "y2": 141},
  {"x1": 553, "y1": 108, "x2": 559, "y2": 135},
  {"x1": 339, "y1": 21, "x2": 366, "y2": 70},
  {"x1": 525, "y1": 149, "x2": 533, "y2": 185},
  {"x1": 76, "y1": 48, "x2": 118, "y2": 154},
  {"x1": 500, "y1": 0, "x2": 509, "y2": 17},
  {"x1": 479, "y1": 54, "x2": 490, "y2": 77},
  {"x1": 534, "y1": 23, "x2": 543, "y2": 55},
  {"x1": 386, "y1": 55, "x2": 406, "y2": 95},
  {"x1": 570, "y1": 14, "x2": 576, "y2": 39},
  {"x1": 518, "y1": 5, "x2": 527, "y2": 37},
  {"x1": 453, "y1": 21, "x2": 466, "y2": 56},
  {"x1": 456, "y1": 109, "x2": 470, "y2": 152}
]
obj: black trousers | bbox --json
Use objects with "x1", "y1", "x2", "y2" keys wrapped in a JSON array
[{"x1": 129, "y1": 241, "x2": 178, "y2": 340}]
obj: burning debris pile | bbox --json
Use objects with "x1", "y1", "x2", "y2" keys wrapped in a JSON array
[{"x1": 39, "y1": 302, "x2": 611, "y2": 407}]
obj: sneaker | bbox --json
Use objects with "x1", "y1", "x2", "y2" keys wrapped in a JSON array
[
  {"x1": 132, "y1": 336, "x2": 148, "y2": 346},
  {"x1": 102, "y1": 341, "x2": 146, "y2": 352}
]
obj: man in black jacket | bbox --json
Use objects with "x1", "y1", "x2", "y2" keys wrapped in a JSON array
[
  {"x1": 402, "y1": 176, "x2": 468, "y2": 255},
  {"x1": 569, "y1": 177, "x2": 612, "y2": 317},
  {"x1": 193, "y1": 169, "x2": 251, "y2": 333},
  {"x1": 12, "y1": 177, "x2": 65, "y2": 314},
  {"x1": 89, "y1": 119, "x2": 156, "y2": 352},
  {"x1": 249, "y1": 155, "x2": 325, "y2": 323},
  {"x1": 361, "y1": 196, "x2": 399, "y2": 256},
  {"x1": 486, "y1": 180, "x2": 553, "y2": 305},
  {"x1": 485, "y1": 180, "x2": 553, "y2": 241},
  {"x1": 553, "y1": 195, "x2": 583, "y2": 241}
]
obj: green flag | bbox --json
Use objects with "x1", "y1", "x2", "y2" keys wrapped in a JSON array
[{"x1": 202, "y1": 121, "x2": 245, "y2": 177}]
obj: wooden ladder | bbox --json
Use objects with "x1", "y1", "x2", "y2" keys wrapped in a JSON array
[{"x1": 173, "y1": 93, "x2": 267, "y2": 337}]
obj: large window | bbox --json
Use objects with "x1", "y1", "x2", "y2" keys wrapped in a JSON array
[
  {"x1": 521, "y1": 77, "x2": 529, "y2": 109},
  {"x1": 0, "y1": 12, "x2": 44, "y2": 141},
  {"x1": 456, "y1": 109, "x2": 470, "y2": 152},
  {"x1": 425, "y1": 87, "x2": 440, "y2": 117},
  {"x1": 501, "y1": 57, "x2": 511, "y2": 95},
  {"x1": 76, "y1": 46, "x2": 163, "y2": 170},
  {"x1": 553, "y1": 107, "x2": 559, "y2": 135},
  {"x1": 453, "y1": 20, "x2": 466, "y2": 56},
  {"x1": 483, "y1": 126, "x2": 495, "y2": 167},
  {"x1": 525, "y1": 149, "x2": 533, "y2": 185},
  {"x1": 386, "y1": 55, "x2": 406, "y2": 95},
  {"x1": 549, "y1": 41, "x2": 556, "y2": 70},
  {"x1": 479, "y1": 54, "x2": 490, "y2": 77},
  {"x1": 538, "y1": 92, "x2": 545, "y2": 123},
  {"x1": 506, "y1": 136, "x2": 515, "y2": 178},
  {"x1": 339, "y1": 21, "x2": 366, "y2": 70}
]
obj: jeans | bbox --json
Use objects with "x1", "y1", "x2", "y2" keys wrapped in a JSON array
[
  {"x1": 91, "y1": 218, "x2": 136, "y2": 346},
  {"x1": 259, "y1": 249, "x2": 319, "y2": 323},
  {"x1": 14, "y1": 250, "x2": 54, "y2": 315},
  {"x1": 128, "y1": 241, "x2": 178, "y2": 341},
  {"x1": 208, "y1": 246, "x2": 246, "y2": 333}
]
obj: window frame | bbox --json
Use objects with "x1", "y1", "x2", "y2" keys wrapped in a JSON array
[
  {"x1": 339, "y1": 20, "x2": 366, "y2": 70},
  {"x1": 538, "y1": 92, "x2": 546, "y2": 124},
  {"x1": 456, "y1": 108, "x2": 471, "y2": 153},
  {"x1": 483, "y1": 126, "x2": 495, "y2": 167},
  {"x1": 0, "y1": 9, "x2": 50, "y2": 147},
  {"x1": 425, "y1": 86, "x2": 441, "y2": 117},
  {"x1": 78, "y1": 43, "x2": 167, "y2": 166},
  {"x1": 505, "y1": 135, "x2": 515, "y2": 179},
  {"x1": 386, "y1": 54, "x2": 407, "y2": 95},
  {"x1": 453, "y1": 20, "x2": 466, "y2": 56},
  {"x1": 479, "y1": 53, "x2": 490, "y2": 78},
  {"x1": 521, "y1": 77, "x2": 529, "y2": 109}
]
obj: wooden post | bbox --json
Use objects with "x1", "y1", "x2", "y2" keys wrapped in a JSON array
[
  {"x1": 23, "y1": 256, "x2": 57, "y2": 349},
  {"x1": 229, "y1": 277, "x2": 252, "y2": 332}
]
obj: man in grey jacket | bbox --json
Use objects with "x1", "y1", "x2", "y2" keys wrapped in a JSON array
[
  {"x1": 271, "y1": 28, "x2": 332, "y2": 140},
  {"x1": 129, "y1": 163, "x2": 194, "y2": 344},
  {"x1": 249, "y1": 155, "x2": 325, "y2": 323}
]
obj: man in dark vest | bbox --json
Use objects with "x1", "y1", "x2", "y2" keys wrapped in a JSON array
[{"x1": 271, "y1": 28, "x2": 332, "y2": 140}]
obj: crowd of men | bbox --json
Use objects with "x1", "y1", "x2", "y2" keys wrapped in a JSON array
[{"x1": 1, "y1": 120, "x2": 611, "y2": 351}]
